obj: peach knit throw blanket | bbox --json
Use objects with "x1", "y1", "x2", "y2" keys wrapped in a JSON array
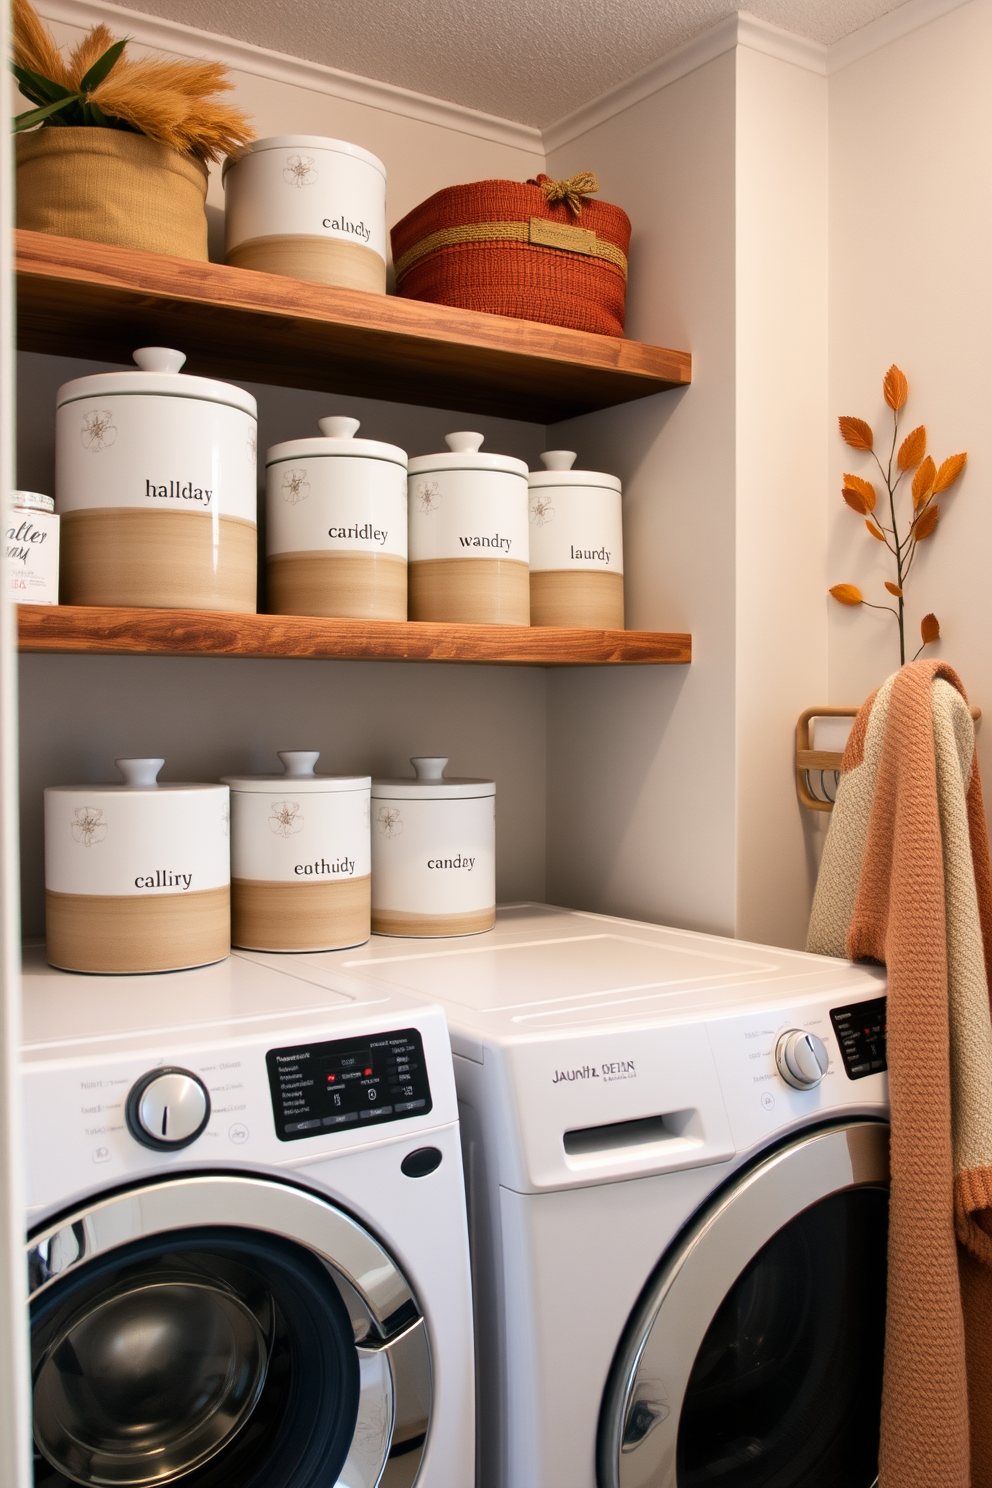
[{"x1": 807, "y1": 660, "x2": 992, "y2": 1487}]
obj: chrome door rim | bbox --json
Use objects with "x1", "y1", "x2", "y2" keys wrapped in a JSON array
[
  {"x1": 27, "y1": 1173, "x2": 433, "y2": 1488},
  {"x1": 598, "y1": 1121, "x2": 889, "y2": 1488}
]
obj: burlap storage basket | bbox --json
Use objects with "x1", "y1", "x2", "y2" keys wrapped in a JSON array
[
  {"x1": 16, "y1": 128, "x2": 209, "y2": 260},
  {"x1": 391, "y1": 173, "x2": 630, "y2": 337}
]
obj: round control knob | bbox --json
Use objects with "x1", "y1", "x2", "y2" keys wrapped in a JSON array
[
  {"x1": 775, "y1": 1030, "x2": 829, "y2": 1090},
  {"x1": 126, "y1": 1068, "x2": 211, "y2": 1151}
]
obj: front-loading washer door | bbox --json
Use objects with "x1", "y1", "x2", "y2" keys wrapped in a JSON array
[
  {"x1": 598, "y1": 1121, "x2": 889, "y2": 1488},
  {"x1": 26, "y1": 1175, "x2": 432, "y2": 1488}
]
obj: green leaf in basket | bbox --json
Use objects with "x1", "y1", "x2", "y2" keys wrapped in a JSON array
[
  {"x1": 12, "y1": 96, "x2": 76, "y2": 131},
  {"x1": 78, "y1": 38, "x2": 127, "y2": 94},
  {"x1": 10, "y1": 63, "x2": 75, "y2": 104}
]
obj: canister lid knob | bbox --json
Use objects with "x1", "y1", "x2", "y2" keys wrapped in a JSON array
[
  {"x1": 317, "y1": 416, "x2": 361, "y2": 439},
  {"x1": 278, "y1": 750, "x2": 320, "y2": 776},
  {"x1": 540, "y1": 450, "x2": 577, "y2": 471},
  {"x1": 444, "y1": 432, "x2": 485, "y2": 454},
  {"x1": 410, "y1": 757, "x2": 449, "y2": 781},
  {"x1": 116, "y1": 758, "x2": 165, "y2": 788},
  {"x1": 132, "y1": 347, "x2": 187, "y2": 374}
]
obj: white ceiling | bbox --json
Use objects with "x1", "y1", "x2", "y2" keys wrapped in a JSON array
[{"x1": 124, "y1": 0, "x2": 907, "y2": 127}]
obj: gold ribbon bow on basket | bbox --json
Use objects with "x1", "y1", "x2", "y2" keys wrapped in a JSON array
[{"x1": 528, "y1": 171, "x2": 600, "y2": 216}]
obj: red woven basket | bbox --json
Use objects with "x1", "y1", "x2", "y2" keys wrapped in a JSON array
[{"x1": 390, "y1": 173, "x2": 631, "y2": 338}]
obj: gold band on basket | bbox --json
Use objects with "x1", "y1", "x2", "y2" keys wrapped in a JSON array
[{"x1": 394, "y1": 218, "x2": 628, "y2": 283}]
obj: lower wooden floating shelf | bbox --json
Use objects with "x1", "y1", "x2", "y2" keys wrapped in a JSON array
[{"x1": 17, "y1": 606, "x2": 692, "y2": 667}]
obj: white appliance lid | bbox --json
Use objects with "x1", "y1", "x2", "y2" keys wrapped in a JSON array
[{"x1": 263, "y1": 905, "x2": 886, "y2": 1038}]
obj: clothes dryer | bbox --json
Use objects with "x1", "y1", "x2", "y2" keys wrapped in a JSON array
[
  {"x1": 20, "y1": 945, "x2": 474, "y2": 1488},
  {"x1": 254, "y1": 903, "x2": 890, "y2": 1488}
]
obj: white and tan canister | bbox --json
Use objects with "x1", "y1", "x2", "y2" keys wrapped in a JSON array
[
  {"x1": 407, "y1": 433, "x2": 530, "y2": 625},
  {"x1": 223, "y1": 751, "x2": 371, "y2": 951},
  {"x1": 371, "y1": 757, "x2": 495, "y2": 937},
  {"x1": 266, "y1": 417, "x2": 407, "y2": 619},
  {"x1": 44, "y1": 758, "x2": 230, "y2": 974},
  {"x1": 527, "y1": 450, "x2": 624, "y2": 627},
  {"x1": 223, "y1": 135, "x2": 387, "y2": 293},
  {"x1": 55, "y1": 347, "x2": 258, "y2": 612}
]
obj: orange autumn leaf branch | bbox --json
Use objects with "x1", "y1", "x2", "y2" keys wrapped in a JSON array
[{"x1": 830, "y1": 363, "x2": 967, "y2": 665}]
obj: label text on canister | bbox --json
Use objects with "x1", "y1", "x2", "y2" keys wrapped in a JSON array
[
  {"x1": 570, "y1": 545, "x2": 612, "y2": 563},
  {"x1": 427, "y1": 855, "x2": 476, "y2": 871},
  {"x1": 458, "y1": 533, "x2": 513, "y2": 552},
  {"x1": 145, "y1": 480, "x2": 213, "y2": 506},
  {"x1": 135, "y1": 869, "x2": 194, "y2": 889},
  {"x1": 328, "y1": 524, "x2": 389, "y2": 545},
  {"x1": 294, "y1": 858, "x2": 356, "y2": 876},
  {"x1": 321, "y1": 215, "x2": 372, "y2": 242},
  {"x1": 6, "y1": 517, "x2": 50, "y2": 563}
]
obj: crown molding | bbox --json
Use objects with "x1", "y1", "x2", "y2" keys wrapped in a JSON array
[
  {"x1": 543, "y1": 12, "x2": 826, "y2": 154},
  {"x1": 35, "y1": 0, "x2": 544, "y2": 153},
  {"x1": 33, "y1": 0, "x2": 980, "y2": 160},
  {"x1": 826, "y1": 0, "x2": 973, "y2": 72}
]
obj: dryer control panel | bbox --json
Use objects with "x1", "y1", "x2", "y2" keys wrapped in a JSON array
[{"x1": 267, "y1": 1028, "x2": 433, "y2": 1141}]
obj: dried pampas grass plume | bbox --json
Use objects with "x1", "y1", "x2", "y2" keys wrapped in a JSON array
[{"x1": 12, "y1": 0, "x2": 255, "y2": 161}]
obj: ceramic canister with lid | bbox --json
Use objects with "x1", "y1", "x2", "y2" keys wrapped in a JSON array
[
  {"x1": 55, "y1": 347, "x2": 258, "y2": 612},
  {"x1": 407, "y1": 434, "x2": 529, "y2": 624},
  {"x1": 527, "y1": 451, "x2": 624, "y2": 627},
  {"x1": 223, "y1": 751, "x2": 371, "y2": 952},
  {"x1": 223, "y1": 136, "x2": 387, "y2": 294},
  {"x1": 44, "y1": 759, "x2": 230, "y2": 974},
  {"x1": 371, "y1": 758, "x2": 495, "y2": 937},
  {"x1": 7, "y1": 491, "x2": 59, "y2": 604},
  {"x1": 266, "y1": 417, "x2": 407, "y2": 620}
]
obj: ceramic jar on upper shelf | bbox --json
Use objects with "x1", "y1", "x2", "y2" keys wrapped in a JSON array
[
  {"x1": 223, "y1": 751, "x2": 371, "y2": 952},
  {"x1": 44, "y1": 758, "x2": 231, "y2": 974},
  {"x1": 371, "y1": 757, "x2": 495, "y2": 937},
  {"x1": 527, "y1": 451, "x2": 624, "y2": 628},
  {"x1": 55, "y1": 347, "x2": 258, "y2": 612},
  {"x1": 265, "y1": 417, "x2": 408, "y2": 620},
  {"x1": 223, "y1": 135, "x2": 387, "y2": 294},
  {"x1": 407, "y1": 433, "x2": 530, "y2": 625}
]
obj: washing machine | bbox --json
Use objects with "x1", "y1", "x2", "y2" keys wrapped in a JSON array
[
  {"x1": 20, "y1": 944, "x2": 475, "y2": 1488},
  {"x1": 243, "y1": 903, "x2": 890, "y2": 1488}
]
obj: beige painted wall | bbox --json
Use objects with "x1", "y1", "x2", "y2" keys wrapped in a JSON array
[
  {"x1": 544, "y1": 51, "x2": 739, "y2": 936},
  {"x1": 828, "y1": 0, "x2": 992, "y2": 796},
  {"x1": 544, "y1": 43, "x2": 830, "y2": 950},
  {"x1": 734, "y1": 46, "x2": 827, "y2": 946}
]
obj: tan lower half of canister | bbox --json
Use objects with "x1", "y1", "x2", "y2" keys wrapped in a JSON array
[
  {"x1": 60, "y1": 509, "x2": 257, "y2": 612},
  {"x1": 226, "y1": 235, "x2": 386, "y2": 294},
  {"x1": 529, "y1": 570, "x2": 625, "y2": 629},
  {"x1": 46, "y1": 886, "x2": 231, "y2": 973},
  {"x1": 408, "y1": 559, "x2": 529, "y2": 625},
  {"x1": 267, "y1": 552, "x2": 407, "y2": 620},
  {"x1": 231, "y1": 876, "x2": 371, "y2": 951},
  {"x1": 371, "y1": 905, "x2": 496, "y2": 938}
]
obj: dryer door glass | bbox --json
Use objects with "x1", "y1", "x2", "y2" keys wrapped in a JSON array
[
  {"x1": 677, "y1": 1186, "x2": 887, "y2": 1486},
  {"x1": 599, "y1": 1121, "x2": 889, "y2": 1488}
]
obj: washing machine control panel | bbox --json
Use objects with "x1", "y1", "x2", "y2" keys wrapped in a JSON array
[{"x1": 266, "y1": 1028, "x2": 433, "y2": 1142}]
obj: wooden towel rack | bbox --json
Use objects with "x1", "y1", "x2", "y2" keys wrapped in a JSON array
[{"x1": 796, "y1": 704, "x2": 982, "y2": 812}]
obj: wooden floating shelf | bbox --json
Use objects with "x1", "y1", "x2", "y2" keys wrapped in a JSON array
[
  {"x1": 15, "y1": 230, "x2": 691, "y2": 423},
  {"x1": 17, "y1": 606, "x2": 692, "y2": 668}
]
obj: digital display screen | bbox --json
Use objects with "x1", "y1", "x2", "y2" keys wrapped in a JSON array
[
  {"x1": 266, "y1": 1028, "x2": 432, "y2": 1142},
  {"x1": 830, "y1": 996, "x2": 887, "y2": 1081}
]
